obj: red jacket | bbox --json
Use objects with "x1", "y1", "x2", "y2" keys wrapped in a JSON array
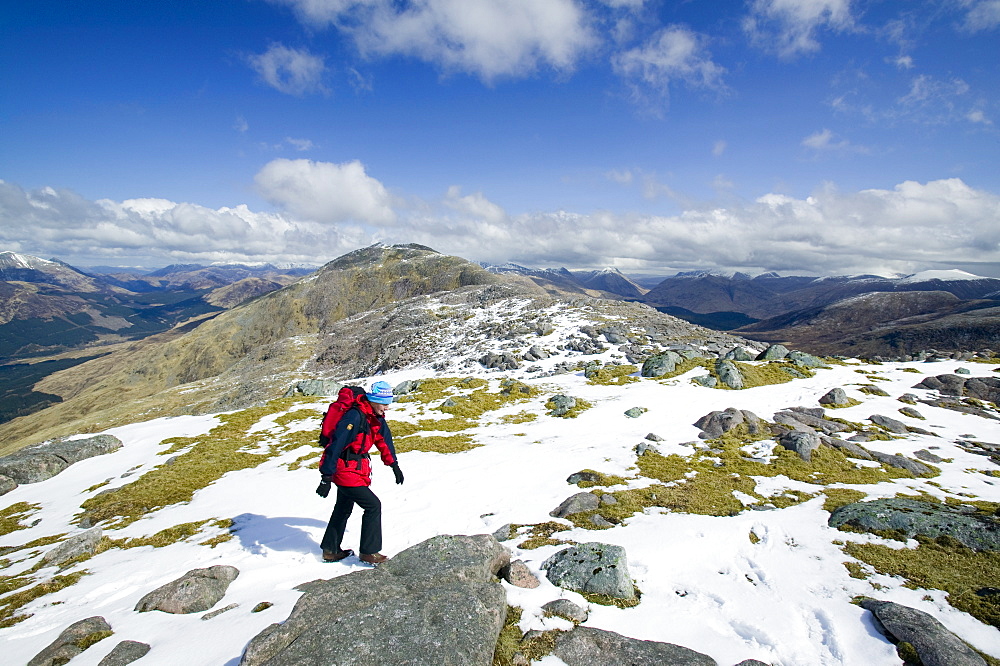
[{"x1": 318, "y1": 396, "x2": 396, "y2": 487}]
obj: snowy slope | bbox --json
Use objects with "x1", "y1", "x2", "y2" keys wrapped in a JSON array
[{"x1": 3, "y1": 354, "x2": 1000, "y2": 665}]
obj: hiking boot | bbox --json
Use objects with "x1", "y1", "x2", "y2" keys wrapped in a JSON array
[
  {"x1": 322, "y1": 548, "x2": 353, "y2": 562},
  {"x1": 359, "y1": 552, "x2": 388, "y2": 564}
]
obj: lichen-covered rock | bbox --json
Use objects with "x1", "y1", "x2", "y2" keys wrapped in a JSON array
[
  {"x1": 0, "y1": 434, "x2": 123, "y2": 484},
  {"x1": 542, "y1": 599, "x2": 589, "y2": 623},
  {"x1": 542, "y1": 542, "x2": 635, "y2": 600},
  {"x1": 869, "y1": 451, "x2": 934, "y2": 476},
  {"x1": 42, "y1": 527, "x2": 102, "y2": 566},
  {"x1": 756, "y1": 344, "x2": 789, "y2": 361},
  {"x1": 135, "y1": 565, "x2": 240, "y2": 614},
  {"x1": 547, "y1": 394, "x2": 577, "y2": 417},
  {"x1": 28, "y1": 616, "x2": 112, "y2": 666},
  {"x1": 869, "y1": 414, "x2": 908, "y2": 434},
  {"x1": 239, "y1": 534, "x2": 508, "y2": 666},
  {"x1": 723, "y1": 346, "x2": 756, "y2": 361},
  {"x1": 694, "y1": 407, "x2": 761, "y2": 439},
  {"x1": 641, "y1": 351, "x2": 683, "y2": 378},
  {"x1": 567, "y1": 470, "x2": 601, "y2": 485},
  {"x1": 861, "y1": 598, "x2": 986, "y2": 666},
  {"x1": 830, "y1": 499, "x2": 1000, "y2": 550},
  {"x1": 819, "y1": 387, "x2": 849, "y2": 406},
  {"x1": 778, "y1": 431, "x2": 822, "y2": 461},
  {"x1": 500, "y1": 560, "x2": 539, "y2": 589},
  {"x1": 0, "y1": 473, "x2": 16, "y2": 496},
  {"x1": 97, "y1": 640, "x2": 151, "y2": 666},
  {"x1": 550, "y1": 492, "x2": 600, "y2": 518},
  {"x1": 624, "y1": 407, "x2": 647, "y2": 418},
  {"x1": 787, "y1": 351, "x2": 826, "y2": 368},
  {"x1": 552, "y1": 626, "x2": 716, "y2": 666},
  {"x1": 715, "y1": 359, "x2": 744, "y2": 389}
]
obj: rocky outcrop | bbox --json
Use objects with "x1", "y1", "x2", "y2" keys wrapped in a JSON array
[
  {"x1": 641, "y1": 351, "x2": 683, "y2": 377},
  {"x1": 240, "y1": 534, "x2": 509, "y2": 666},
  {"x1": 97, "y1": 640, "x2": 152, "y2": 666},
  {"x1": 27, "y1": 616, "x2": 112, "y2": 666},
  {"x1": 135, "y1": 565, "x2": 240, "y2": 614},
  {"x1": 282, "y1": 379, "x2": 342, "y2": 397},
  {"x1": 42, "y1": 527, "x2": 102, "y2": 566},
  {"x1": 830, "y1": 499, "x2": 1000, "y2": 550},
  {"x1": 551, "y1": 626, "x2": 716, "y2": 666},
  {"x1": 0, "y1": 434, "x2": 123, "y2": 485},
  {"x1": 861, "y1": 598, "x2": 986, "y2": 666},
  {"x1": 756, "y1": 344, "x2": 789, "y2": 360},
  {"x1": 778, "y1": 431, "x2": 822, "y2": 461},
  {"x1": 914, "y1": 374, "x2": 1000, "y2": 403},
  {"x1": 694, "y1": 408, "x2": 763, "y2": 439},
  {"x1": 818, "y1": 387, "x2": 849, "y2": 407},
  {"x1": 542, "y1": 542, "x2": 635, "y2": 601},
  {"x1": 547, "y1": 395, "x2": 577, "y2": 417},
  {"x1": 550, "y1": 492, "x2": 600, "y2": 518},
  {"x1": 714, "y1": 359, "x2": 744, "y2": 389}
]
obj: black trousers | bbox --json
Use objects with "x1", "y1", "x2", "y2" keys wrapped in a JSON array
[{"x1": 320, "y1": 485, "x2": 382, "y2": 555}]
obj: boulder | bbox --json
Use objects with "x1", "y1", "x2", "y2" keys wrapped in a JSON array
[
  {"x1": 861, "y1": 598, "x2": 986, "y2": 666},
  {"x1": 641, "y1": 351, "x2": 683, "y2": 378},
  {"x1": 899, "y1": 406, "x2": 925, "y2": 420},
  {"x1": 829, "y1": 499, "x2": 1000, "y2": 550},
  {"x1": 723, "y1": 346, "x2": 756, "y2": 362},
  {"x1": 694, "y1": 408, "x2": 762, "y2": 439},
  {"x1": 550, "y1": 492, "x2": 600, "y2": 518},
  {"x1": 869, "y1": 452, "x2": 934, "y2": 476},
  {"x1": 776, "y1": 409, "x2": 849, "y2": 434},
  {"x1": 787, "y1": 351, "x2": 826, "y2": 368},
  {"x1": 715, "y1": 359, "x2": 744, "y2": 389},
  {"x1": 869, "y1": 414, "x2": 909, "y2": 434},
  {"x1": 824, "y1": 438, "x2": 874, "y2": 460},
  {"x1": 282, "y1": 379, "x2": 342, "y2": 397},
  {"x1": 135, "y1": 565, "x2": 240, "y2": 614},
  {"x1": 778, "y1": 431, "x2": 822, "y2": 462},
  {"x1": 756, "y1": 344, "x2": 789, "y2": 361},
  {"x1": 542, "y1": 542, "x2": 635, "y2": 600},
  {"x1": 624, "y1": 407, "x2": 647, "y2": 418},
  {"x1": 393, "y1": 379, "x2": 422, "y2": 395},
  {"x1": 0, "y1": 434, "x2": 123, "y2": 485},
  {"x1": 98, "y1": 640, "x2": 152, "y2": 666},
  {"x1": 0, "y1": 473, "x2": 16, "y2": 496},
  {"x1": 499, "y1": 560, "x2": 539, "y2": 589},
  {"x1": 42, "y1": 527, "x2": 102, "y2": 566},
  {"x1": 28, "y1": 616, "x2": 112, "y2": 666},
  {"x1": 819, "y1": 388, "x2": 849, "y2": 406},
  {"x1": 239, "y1": 534, "x2": 508, "y2": 666},
  {"x1": 542, "y1": 599, "x2": 589, "y2": 623},
  {"x1": 692, "y1": 375, "x2": 718, "y2": 388},
  {"x1": 567, "y1": 471, "x2": 602, "y2": 485},
  {"x1": 547, "y1": 395, "x2": 577, "y2": 417},
  {"x1": 552, "y1": 626, "x2": 716, "y2": 666},
  {"x1": 914, "y1": 449, "x2": 944, "y2": 463},
  {"x1": 914, "y1": 374, "x2": 1000, "y2": 403}
]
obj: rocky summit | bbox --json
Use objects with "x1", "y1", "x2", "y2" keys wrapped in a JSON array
[{"x1": 1, "y1": 245, "x2": 1000, "y2": 665}]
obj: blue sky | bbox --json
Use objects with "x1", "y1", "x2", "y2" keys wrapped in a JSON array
[{"x1": 2, "y1": 0, "x2": 999, "y2": 276}]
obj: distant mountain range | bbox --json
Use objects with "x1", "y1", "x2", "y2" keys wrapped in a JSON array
[{"x1": 480, "y1": 262, "x2": 647, "y2": 299}]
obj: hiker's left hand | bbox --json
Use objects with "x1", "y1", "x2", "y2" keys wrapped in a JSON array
[{"x1": 391, "y1": 462, "x2": 404, "y2": 485}]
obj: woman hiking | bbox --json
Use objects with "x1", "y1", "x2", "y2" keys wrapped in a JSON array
[{"x1": 316, "y1": 381, "x2": 403, "y2": 564}]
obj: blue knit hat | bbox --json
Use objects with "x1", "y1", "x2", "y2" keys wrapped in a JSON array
[{"x1": 367, "y1": 381, "x2": 394, "y2": 404}]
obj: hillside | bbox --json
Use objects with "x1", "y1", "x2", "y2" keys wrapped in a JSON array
[{"x1": 2, "y1": 334, "x2": 999, "y2": 664}]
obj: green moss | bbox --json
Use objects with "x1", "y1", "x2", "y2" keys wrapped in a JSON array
[
  {"x1": 77, "y1": 398, "x2": 314, "y2": 528},
  {"x1": 823, "y1": 489, "x2": 868, "y2": 512},
  {"x1": 76, "y1": 629, "x2": 113, "y2": 650},
  {"x1": 587, "y1": 365, "x2": 640, "y2": 386},
  {"x1": 493, "y1": 606, "x2": 524, "y2": 666},
  {"x1": 84, "y1": 480, "x2": 111, "y2": 493},
  {"x1": 896, "y1": 642, "x2": 921, "y2": 665},
  {"x1": 573, "y1": 470, "x2": 628, "y2": 488},
  {"x1": 274, "y1": 406, "x2": 323, "y2": 427},
  {"x1": 844, "y1": 537, "x2": 1000, "y2": 628},
  {"x1": 287, "y1": 451, "x2": 321, "y2": 471},
  {"x1": 739, "y1": 361, "x2": 810, "y2": 387},
  {"x1": 749, "y1": 530, "x2": 761, "y2": 544},
  {"x1": 0, "y1": 570, "x2": 89, "y2": 628},
  {"x1": 902, "y1": 367, "x2": 922, "y2": 373},
  {"x1": 516, "y1": 522, "x2": 573, "y2": 550},
  {"x1": 0, "y1": 502, "x2": 40, "y2": 537},
  {"x1": 579, "y1": 585, "x2": 642, "y2": 608},
  {"x1": 968, "y1": 357, "x2": 1000, "y2": 364},
  {"x1": 395, "y1": 433, "x2": 477, "y2": 453},
  {"x1": 500, "y1": 411, "x2": 537, "y2": 425},
  {"x1": 656, "y1": 358, "x2": 712, "y2": 381},
  {"x1": 843, "y1": 561, "x2": 869, "y2": 580},
  {"x1": 858, "y1": 385, "x2": 891, "y2": 397},
  {"x1": 548, "y1": 398, "x2": 594, "y2": 419},
  {"x1": 252, "y1": 601, "x2": 274, "y2": 613},
  {"x1": 827, "y1": 398, "x2": 863, "y2": 409}
]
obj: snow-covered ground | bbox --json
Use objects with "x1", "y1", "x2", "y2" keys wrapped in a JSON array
[{"x1": 3, "y1": 356, "x2": 1000, "y2": 665}]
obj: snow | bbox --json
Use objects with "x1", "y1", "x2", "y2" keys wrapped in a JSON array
[
  {"x1": 899, "y1": 269, "x2": 987, "y2": 283},
  {"x1": 3, "y1": 359, "x2": 1000, "y2": 665}
]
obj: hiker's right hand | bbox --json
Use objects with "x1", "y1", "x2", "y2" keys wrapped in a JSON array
[{"x1": 316, "y1": 477, "x2": 331, "y2": 498}]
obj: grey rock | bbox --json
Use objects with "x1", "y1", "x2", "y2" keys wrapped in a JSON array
[
  {"x1": 28, "y1": 616, "x2": 113, "y2": 666},
  {"x1": 824, "y1": 438, "x2": 874, "y2": 460},
  {"x1": 635, "y1": 442, "x2": 660, "y2": 456},
  {"x1": 499, "y1": 560, "x2": 539, "y2": 589},
  {"x1": 694, "y1": 408, "x2": 761, "y2": 439},
  {"x1": 870, "y1": 414, "x2": 909, "y2": 434},
  {"x1": 43, "y1": 527, "x2": 102, "y2": 566},
  {"x1": 830, "y1": 499, "x2": 1000, "y2": 550},
  {"x1": 778, "y1": 431, "x2": 822, "y2": 462},
  {"x1": 542, "y1": 542, "x2": 635, "y2": 600},
  {"x1": 240, "y1": 534, "x2": 508, "y2": 666},
  {"x1": 915, "y1": 374, "x2": 1000, "y2": 404},
  {"x1": 98, "y1": 640, "x2": 152, "y2": 666},
  {"x1": 550, "y1": 492, "x2": 600, "y2": 518},
  {"x1": 733, "y1": 661, "x2": 771, "y2": 666},
  {"x1": 600, "y1": 494, "x2": 618, "y2": 505},
  {"x1": 645, "y1": 433, "x2": 664, "y2": 441},
  {"x1": 956, "y1": 367, "x2": 972, "y2": 375},
  {"x1": 282, "y1": 379, "x2": 342, "y2": 397},
  {"x1": 552, "y1": 626, "x2": 716, "y2": 666},
  {"x1": 723, "y1": 346, "x2": 756, "y2": 361},
  {"x1": 202, "y1": 603, "x2": 240, "y2": 620},
  {"x1": 393, "y1": 379, "x2": 422, "y2": 395},
  {"x1": 522, "y1": 345, "x2": 550, "y2": 362},
  {"x1": 779, "y1": 409, "x2": 850, "y2": 434},
  {"x1": 915, "y1": 449, "x2": 944, "y2": 463},
  {"x1": 787, "y1": 351, "x2": 826, "y2": 368},
  {"x1": 491, "y1": 523, "x2": 514, "y2": 541},
  {"x1": 0, "y1": 434, "x2": 123, "y2": 484},
  {"x1": 641, "y1": 351, "x2": 683, "y2": 378},
  {"x1": 715, "y1": 359, "x2": 744, "y2": 389},
  {"x1": 693, "y1": 375, "x2": 718, "y2": 388},
  {"x1": 861, "y1": 598, "x2": 986, "y2": 666},
  {"x1": 547, "y1": 394, "x2": 577, "y2": 417},
  {"x1": 542, "y1": 599, "x2": 589, "y2": 623},
  {"x1": 898, "y1": 393, "x2": 920, "y2": 404},
  {"x1": 589, "y1": 515, "x2": 614, "y2": 528},
  {"x1": 135, "y1": 565, "x2": 240, "y2": 614},
  {"x1": 480, "y1": 352, "x2": 520, "y2": 371},
  {"x1": 899, "y1": 406, "x2": 925, "y2": 420},
  {"x1": 819, "y1": 387, "x2": 849, "y2": 406},
  {"x1": 0, "y1": 473, "x2": 17, "y2": 496},
  {"x1": 756, "y1": 344, "x2": 789, "y2": 361},
  {"x1": 869, "y1": 451, "x2": 934, "y2": 476},
  {"x1": 567, "y1": 471, "x2": 602, "y2": 485},
  {"x1": 624, "y1": 407, "x2": 647, "y2": 418}
]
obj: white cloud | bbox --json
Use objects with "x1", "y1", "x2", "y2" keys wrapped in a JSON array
[
  {"x1": 800, "y1": 128, "x2": 867, "y2": 153},
  {"x1": 234, "y1": 116, "x2": 249, "y2": 133},
  {"x1": 247, "y1": 44, "x2": 330, "y2": 96},
  {"x1": 254, "y1": 158, "x2": 397, "y2": 225},
  {"x1": 957, "y1": 0, "x2": 1000, "y2": 32},
  {"x1": 889, "y1": 55, "x2": 914, "y2": 69},
  {"x1": 967, "y1": 108, "x2": 993, "y2": 124},
  {"x1": 612, "y1": 25, "x2": 726, "y2": 111},
  {"x1": 712, "y1": 140, "x2": 727, "y2": 156},
  {"x1": 271, "y1": 0, "x2": 596, "y2": 82},
  {"x1": 3, "y1": 176, "x2": 999, "y2": 277},
  {"x1": 284, "y1": 137, "x2": 316, "y2": 151},
  {"x1": 744, "y1": 0, "x2": 854, "y2": 58}
]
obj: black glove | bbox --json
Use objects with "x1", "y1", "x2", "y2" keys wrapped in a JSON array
[
  {"x1": 316, "y1": 475, "x2": 332, "y2": 498},
  {"x1": 391, "y1": 462, "x2": 404, "y2": 485}
]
